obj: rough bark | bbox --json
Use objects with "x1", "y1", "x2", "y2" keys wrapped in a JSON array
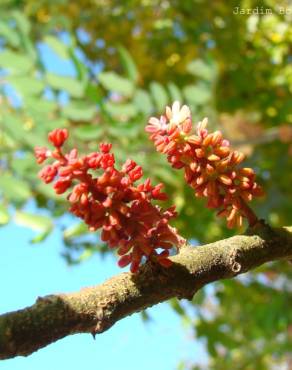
[{"x1": 1, "y1": 222, "x2": 292, "y2": 360}]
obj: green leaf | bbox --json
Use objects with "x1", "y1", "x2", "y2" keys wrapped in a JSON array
[
  {"x1": 0, "y1": 173, "x2": 31, "y2": 203},
  {"x1": 44, "y1": 35, "x2": 69, "y2": 59},
  {"x1": 0, "y1": 50, "x2": 33, "y2": 74},
  {"x1": 167, "y1": 82, "x2": 183, "y2": 103},
  {"x1": 187, "y1": 59, "x2": 217, "y2": 81},
  {"x1": 63, "y1": 222, "x2": 88, "y2": 240},
  {"x1": 74, "y1": 125, "x2": 103, "y2": 140},
  {"x1": 14, "y1": 211, "x2": 53, "y2": 243},
  {"x1": 11, "y1": 153, "x2": 37, "y2": 178},
  {"x1": 170, "y1": 298, "x2": 185, "y2": 316},
  {"x1": 30, "y1": 232, "x2": 51, "y2": 243},
  {"x1": 45, "y1": 72, "x2": 84, "y2": 98},
  {"x1": 75, "y1": 249, "x2": 94, "y2": 262},
  {"x1": 62, "y1": 101, "x2": 96, "y2": 121},
  {"x1": 13, "y1": 11, "x2": 36, "y2": 60},
  {"x1": 7, "y1": 76, "x2": 44, "y2": 96},
  {"x1": 23, "y1": 97, "x2": 57, "y2": 116},
  {"x1": 108, "y1": 124, "x2": 139, "y2": 138},
  {"x1": 104, "y1": 102, "x2": 137, "y2": 118},
  {"x1": 98, "y1": 71, "x2": 134, "y2": 97},
  {"x1": 1, "y1": 114, "x2": 27, "y2": 142},
  {"x1": 192, "y1": 289, "x2": 206, "y2": 305},
  {"x1": 69, "y1": 47, "x2": 88, "y2": 83},
  {"x1": 2, "y1": 114, "x2": 47, "y2": 148},
  {"x1": 0, "y1": 130, "x2": 16, "y2": 150},
  {"x1": 12, "y1": 11, "x2": 30, "y2": 35},
  {"x1": 117, "y1": 45, "x2": 139, "y2": 83},
  {"x1": 14, "y1": 211, "x2": 52, "y2": 231},
  {"x1": 183, "y1": 84, "x2": 211, "y2": 105},
  {"x1": 0, "y1": 22, "x2": 20, "y2": 47},
  {"x1": 140, "y1": 310, "x2": 152, "y2": 323},
  {"x1": 85, "y1": 83, "x2": 102, "y2": 103},
  {"x1": 149, "y1": 82, "x2": 169, "y2": 112},
  {"x1": 133, "y1": 89, "x2": 153, "y2": 115},
  {"x1": 0, "y1": 204, "x2": 10, "y2": 225}
]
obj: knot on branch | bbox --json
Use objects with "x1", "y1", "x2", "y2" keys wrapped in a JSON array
[{"x1": 229, "y1": 248, "x2": 242, "y2": 274}]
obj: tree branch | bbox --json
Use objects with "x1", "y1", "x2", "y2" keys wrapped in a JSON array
[{"x1": 1, "y1": 223, "x2": 292, "y2": 360}]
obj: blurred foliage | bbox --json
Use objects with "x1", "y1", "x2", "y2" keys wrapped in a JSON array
[
  {"x1": 187, "y1": 264, "x2": 292, "y2": 369},
  {"x1": 0, "y1": 0, "x2": 291, "y2": 368}
]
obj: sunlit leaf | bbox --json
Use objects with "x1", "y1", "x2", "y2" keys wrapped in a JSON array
[
  {"x1": 167, "y1": 82, "x2": 183, "y2": 103},
  {"x1": 69, "y1": 47, "x2": 88, "y2": 84},
  {"x1": 14, "y1": 212, "x2": 49, "y2": 232},
  {"x1": 0, "y1": 50, "x2": 33, "y2": 74},
  {"x1": 0, "y1": 204, "x2": 10, "y2": 225},
  {"x1": 23, "y1": 97, "x2": 57, "y2": 116},
  {"x1": 133, "y1": 89, "x2": 153, "y2": 114},
  {"x1": 74, "y1": 125, "x2": 103, "y2": 140},
  {"x1": 44, "y1": 35, "x2": 69, "y2": 59},
  {"x1": 0, "y1": 21, "x2": 20, "y2": 47},
  {"x1": 108, "y1": 124, "x2": 139, "y2": 138},
  {"x1": 183, "y1": 84, "x2": 211, "y2": 105},
  {"x1": 0, "y1": 173, "x2": 31, "y2": 203},
  {"x1": 85, "y1": 83, "x2": 102, "y2": 103},
  {"x1": 11, "y1": 153, "x2": 37, "y2": 178},
  {"x1": 14, "y1": 211, "x2": 53, "y2": 243},
  {"x1": 12, "y1": 11, "x2": 30, "y2": 35},
  {"x1": 104, "y1": 101, "x2": 137, "y2": 118},
  {"x1": 63, "y1": 222, "x2": 89, "y2": 240},
  {"x1": 98, "y1": 71, "x2": 134, "y2": 97},
  {"x1": 62, "y1": 101, "x2": 96, "y2": 121},
  {"x1": 7, "y1": 76, "x2": 44, "y2": 96},
  {"x1": 117, "y1": 45, "x2": 139, "y2": 83},
  {"x1": 170, "y1": 298, "x2": 185, "y2": 316},
  {"x1": 2, "y1": 114, "x2": 47, "y2": 147},
  {"x1": 149, "y1": 82, "x2": 169, "y2": 112},
  {"x1": 45, "y1": 72, "x2": 84, "y2": 98}
]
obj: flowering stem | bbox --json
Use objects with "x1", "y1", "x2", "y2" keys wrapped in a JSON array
[
  {"x1": 146, "y1": 101, "x2": 264, "y2": 229},
  {"x1": 238, "y1": 197, "x2": 259, "y2": 227},
  {"x1": 35, "y1": 129, "x2": 182, "y2": 273}
]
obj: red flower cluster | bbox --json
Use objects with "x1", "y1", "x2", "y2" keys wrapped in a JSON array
[
  {"x1": 146, "y1": 101, "x2": 264, "y2": 228},
  {"x1": 35, "y1": 129, "x2": 184, "y2": 273}
]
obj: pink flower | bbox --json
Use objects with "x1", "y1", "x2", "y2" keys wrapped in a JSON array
[
  {"x1": 54, "y1": 179, "x2": 72, "y2": 194},
  {"x1": 122, "y1": 159, "x2": 137, "y2": 173},
  {"x1": 38, "y1": 165, "x2": 57, "y2": 183},
  {"x1": 35, "y1": 128, "x2": 185, "y2": 273},
  {"x1": 166, "y1": 101, "x2": 191, "y2": 128},
  {"x1": 146, "y1": 102, "x2": 264, "y2": 228},
  {"x1": 48, "y1": 129, "x2": 69, "y2": 147},
  {"x1": 99, "y1": 142, "x2": 112, "y2": 153},
  {"x1": 34, "y1": 147, "x2": 51, "y2": 164}
]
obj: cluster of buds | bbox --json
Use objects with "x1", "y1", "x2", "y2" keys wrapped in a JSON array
[
  {"x1": 35, "y1": 129, "x2": 184, "y2": 273},
  {"x1": 146, "y1": 101, "x2": 264, "y2": 228}
]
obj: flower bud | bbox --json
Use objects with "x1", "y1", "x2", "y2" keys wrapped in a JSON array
[{"x1": 48, "y1": 128, "x2": 68, "y2": 147}]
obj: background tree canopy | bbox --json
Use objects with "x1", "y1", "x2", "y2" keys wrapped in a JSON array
[{"x1": 0, "y1": 0, "x2": 291, "y2": 368}]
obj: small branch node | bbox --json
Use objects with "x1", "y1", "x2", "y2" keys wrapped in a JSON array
[
  {"x1": 229, "y1": 248, "x2": 242, "y2": 274},
  {"x1": 231, "y1": 262, "x2": 241, "y2": 273}
]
